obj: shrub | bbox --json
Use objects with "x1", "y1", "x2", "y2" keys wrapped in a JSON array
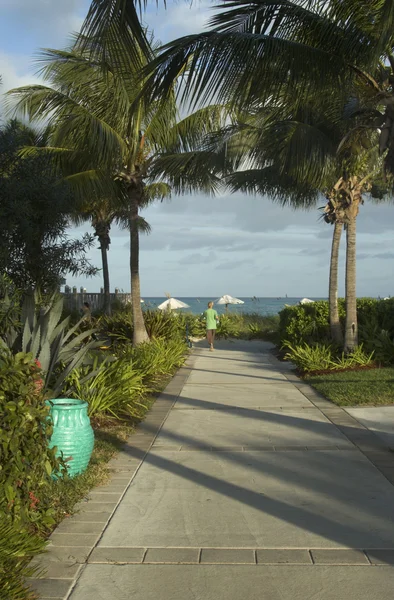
[
  {"x1": 279, "y1": 301, "x2": 337, "y2": 347},
  {"x1": 130, "y1": 338, "x2": 187, "y2": 382},
  {"x1": 0, "y1": 349, "x2": 64, "y2": 530},
  {"x1": 359, "y1": 326, "x2": 394, "y2": 365},
  {"x1": 216, "y1": 314, "x2": 240, "y2": 339},
  {"x1": 283, "y1": 342, "x2": 374, "y2": 374},
  {"x1": 283, "y1": 342, "x2": 334, "y2": 372},
  {"x1": 0, "y1": 274, "x2": 22, "y2": 347},
  {"x1": 64, "y1": 355, "x2": 148, "y2": 419},
  {"x1": 64, "y1": 338, "x2": 188, "y2": 418},
  {"x1": 2, "y1": 292, "x2": 98, "y2": 398},
  {"x1": 143, "y1": 309, "x2": 183, "y2": 340},
  {"x1": 279, "y1": 298, "x2": 394, "y2": 349},
  {"x1": 98, "y1": 311, "x2": 133, "y2": 344},
  {"x1": 0, "y1": 522, "x2": 47, "y2": 600}
]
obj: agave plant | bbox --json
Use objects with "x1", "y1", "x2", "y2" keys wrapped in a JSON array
[{"x1": 15, "y1": 292, "x2": 99, "y2": 398}]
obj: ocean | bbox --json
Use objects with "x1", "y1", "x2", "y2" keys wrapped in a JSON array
[{"x1": 141, "y1": 297, "x2": 326, "y2": 316}]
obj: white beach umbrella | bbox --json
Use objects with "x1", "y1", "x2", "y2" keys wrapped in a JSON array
[
  {"x1": 299, "y1": 298, "x2": 314, "y2": 305},
  {"x1": 216, "y1": 295, "x2": 244, "y2": 306},
  {"x1": 216, "y1": 295, "x2": 244, "y2": 311},
  {"x1": 157, "y1": 297, "x2": 190, "y2": 311}
]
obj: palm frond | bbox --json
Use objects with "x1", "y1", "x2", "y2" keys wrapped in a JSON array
[
  {"x1": 78, "y1": 0, "x2": 152, "y2": 66},
  {"x1": 226, "y1": 166, "x2": 321, "y2": 209}
]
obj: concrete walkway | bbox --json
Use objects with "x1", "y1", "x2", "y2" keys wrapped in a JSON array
[{"x1": 31, "y1": 341, "x2": 394, "y2": 599}]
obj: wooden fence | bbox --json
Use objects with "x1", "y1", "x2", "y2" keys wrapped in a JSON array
[{"x1": 62, "y1": 287, "x2": 131, "y2": 312}]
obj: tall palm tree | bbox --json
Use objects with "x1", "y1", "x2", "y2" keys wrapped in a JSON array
[
  {"x1": 179, "y1": 95, "x2": 386, "y2": 351},
  {"x1": 70, "y1": 192, "x2": 153, "y2": 316},
  {"x1": 141, "y1": 0, "x2": 394, "y2": 351},
  {"x1": 9, "y1": 31, "x2": 226, "y2": 343}
]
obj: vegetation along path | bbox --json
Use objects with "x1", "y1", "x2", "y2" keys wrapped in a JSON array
[{"x1": 31, "y1": 341, "x2": 394, "y2": 600}]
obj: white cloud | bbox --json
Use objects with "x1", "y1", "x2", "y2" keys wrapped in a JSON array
[
  {"x1": 146, "y1": 0, "x2": 211, "y2": 44},
  {"x1": 1, "y1": 0, "x2": 85, "y2": 42}
]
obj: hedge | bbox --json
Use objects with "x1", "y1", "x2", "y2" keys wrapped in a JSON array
[{"x1": 279, "y1": 298, "x2": 394, "y2": 346}]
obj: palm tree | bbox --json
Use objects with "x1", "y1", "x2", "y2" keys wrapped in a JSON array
[
  {"x1": 9, "y1": 30, "x2": 226, "y2": 343},
  {"x1": 70, "y1": 191, "x2": 153, "y2": 316},
  {"x1": 141, "y1": 0, "x2": 394, "y2": 352},
  {"x1": 183, "y1": 94, "x2": 386, "y2": 351}
]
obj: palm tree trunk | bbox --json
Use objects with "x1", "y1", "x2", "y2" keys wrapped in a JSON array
[
  {"x1": 329, "y1": 221, "x2": 343, "y2": 345},
  {"x1": 344, "y1": 214, "x2": 358, "y2": 352},
  {"x1": 129, "y1": 195, "x2": 149, "y2": 346},
  {"x1": 99, "y1": 238, "x2": 111, "y2": 315}
]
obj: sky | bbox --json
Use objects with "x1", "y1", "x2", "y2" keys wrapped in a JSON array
[{"x1": 1, "y1": 0, "x2": 394, "y2": 298}]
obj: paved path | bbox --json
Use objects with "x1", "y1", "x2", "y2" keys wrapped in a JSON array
[{"x1": 31, "y1": 341, "x2": 394, "y2": 599}]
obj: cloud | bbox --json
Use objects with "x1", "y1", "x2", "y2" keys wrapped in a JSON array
[
  {"x1": 178, "y1": 251, "x2": 217, "y2": 265},
  {"x1": 215, "y1": 259, "x2": 251, "y2": 271},
  {"x1": 0, "y1": 1, "x2": 86, "y2": 48},
  {"x1": 145, "y1": 1, "x2": 211, "y2": 44},
  {"x1": 373, "y1": 252, "x2": 394, "y2": 259}
]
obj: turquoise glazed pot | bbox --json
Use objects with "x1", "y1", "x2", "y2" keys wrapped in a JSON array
[{"x1": 46, "y1": 398, "x2": 94, "y2": 477}]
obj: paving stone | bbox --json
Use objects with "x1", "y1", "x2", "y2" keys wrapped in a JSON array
[
  {"x1": 310, "y1": 550, "x2": 369, "y2": 565},
  {"x1": 65, "y1": 512, "x2": 111, "y2": 523},
  {"x1": 211, "y1": 446, "x2": 244, "y2": 452},
  {"x1": 144, "y1": 548, "x2": 199, "y2": 564},
  {"x1": 180, "y1": 444, "x2": 212, "y2": 450},
  {"x1": 89, "y1": 547, "x2": 145, "y2": 563},
  {"x1": 49, "y1": 533, "x2": 100, "y2": 547},
  {"x1": 273, "y1": 446, "x2": 308, "y2": 451},
  {"x1": 109, "y1": 451, "x2": 145, "y2": 462},
  {"x1": 30, "y1": 560, "x2": 82, "y2": 579},
  {"x1": 151, "y1": 445, "x2": 182, "y2": 451},
  {"x1": 74, "y1": 501, "x2": 117, "y2": 512},
  {"x1": 54, "y1": 521, "x2": 105, "y2": 535},
  {"x1": 26, "y1": 577, "x2": 73, "y2": 598},
  {"x1": 364, "y1": 453, "x2": 394, "y2": 465},
  {"x1": 88, "y1": 492, "x2": 122, "y2": 503},
  {"x1": 305, "y1": 446, "x2": 341, "y2": 451},
  {"x1": 92, "y1": 483, "x2": 128, "y2": 493},
  {"x1": 40, "y1": 546, "x2": 92, "y2": 563},
  {"x1": 256, "y1": 550, "x2": 312, "y2": 564},
  {"x1": 242, "y1": 445, "x2": 275, "y2": 451},
  {"x1": 365, "y1": 550, "x2": 394, "y2": 564},
  {"x1": 200, "y1": 549, "x2": 255, "y2": 564}
]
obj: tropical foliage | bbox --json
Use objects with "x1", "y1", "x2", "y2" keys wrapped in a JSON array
[
  {"x1": 0, "y1": 349, "x2": 64, "y2": 528},
  {"x1": 283, "y1": 341, "x2": 374, "y2": 374},
  {"x1": 2, "y1": 291, "x2": 98, "y2": 398},
  {"x1": 0, "y1": 121, "x2": 96, "y2": 290},
  {"x1": 0, "y1": 522, "x2": 47, "y2": 600},
  {"x1": 9, "y1": 28, "x2": 226, "y2": 345}
]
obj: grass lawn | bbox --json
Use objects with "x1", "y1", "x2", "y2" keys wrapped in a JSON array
[{"x1": 306, "y1": 367, "x2": 394, "y2": 407}]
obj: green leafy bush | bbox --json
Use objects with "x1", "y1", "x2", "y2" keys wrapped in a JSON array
[
  {"x1": 2, "y1": 291, "x2": 98, "y2": 398},
  {"x1": 359, "y1": 325, "x2": 394, "y2": 365},
  {"x1": 283, "y1": 342, "x2": 334, "y2": 372},
  {"x1": 64, "y1": 338, "x2": 188, "y2": 418},
  {"x1": 0, "y1": 274, "x2": 22, "y2": 347},
  {"x1": 279, "y1": 298, "x2": 394, "y2": 349},
  {"x1": 65, "y1": 355, "x2": 148, "y2": 419},
  {"x1": 130, "y1": 338, "x2": 187, "y2": 382},
  {"x1": 283, "y1": 342, "x2": 374, "y2": 373},
  {"x1": 98, "y1": 311, "x2": 134, "y2": 344},
  {"x1": 0, "y1": 522, "x2": 47, "y2": 600},
  {"x1": 279, "y1": 301, "x2": 337, "y2": 347},
  {"x1": 216, "y1": 314, "x2": 240, "y2": 339},
  {"x1": 0, "y1": 349, "x2": 64, "y2": 529}
]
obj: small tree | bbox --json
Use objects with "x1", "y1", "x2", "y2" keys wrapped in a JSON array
[{"x1": 0, "y1": 121, "x2": 97, "y2": 291}]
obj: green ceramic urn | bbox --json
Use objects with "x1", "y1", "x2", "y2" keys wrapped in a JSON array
[{"x1": 46, "y1": 398, "x2": 94, "y2": 477}]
